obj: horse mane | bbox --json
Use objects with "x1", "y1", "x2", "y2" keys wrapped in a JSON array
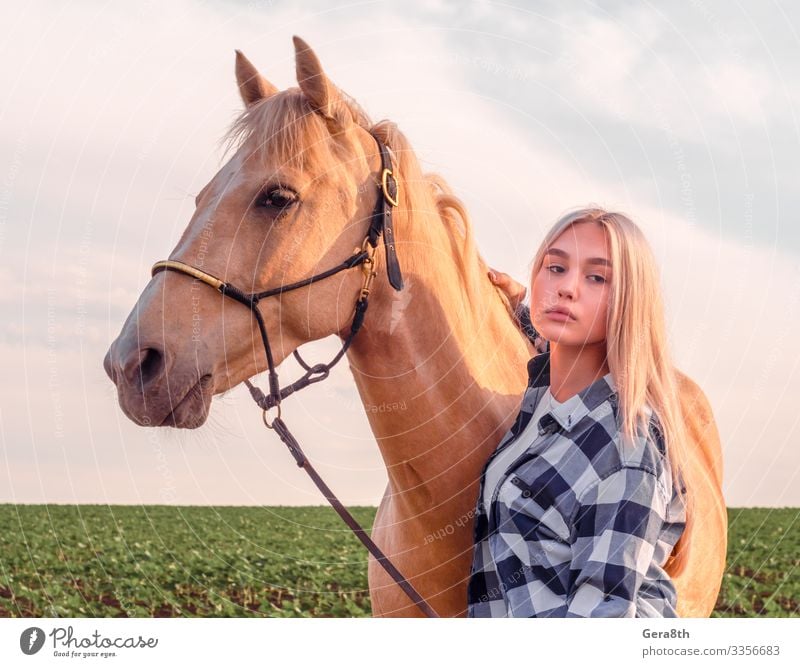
[{"x1": 221, "y1": 87, "x2": 518, "y2": 324}]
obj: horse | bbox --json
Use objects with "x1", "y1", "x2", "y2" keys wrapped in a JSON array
[{"x1": 103, "y1": 36, "x2": 727, "y2": 617}]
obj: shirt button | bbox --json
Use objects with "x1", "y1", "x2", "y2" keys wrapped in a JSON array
[
  {"x1": 510, "y1": 477, "x2": 521, "y2": 486},
  {"x1": 521, "y1": 490, "x2": 532, "y2": 498}
]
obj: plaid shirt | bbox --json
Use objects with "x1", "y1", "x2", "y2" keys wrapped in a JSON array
[{"x1": 467, "y1": 332, "x2": 687, "y2": 617}]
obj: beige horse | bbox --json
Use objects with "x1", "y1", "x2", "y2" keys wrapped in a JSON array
[{"x1": 103, "y1": 36, "x2": 727, "y2": 617}]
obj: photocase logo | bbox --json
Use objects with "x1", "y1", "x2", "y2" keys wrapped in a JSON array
[
  {"x1": 17, "y1": 625, "x2": 159, "y2": 659},
  {"x1": 20, "y1": 627, "x2": 45, "y2": 655}
]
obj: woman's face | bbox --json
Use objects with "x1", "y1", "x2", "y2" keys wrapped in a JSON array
[{"x1": 530, "y1": 221, "x2": 612, "y2": 348}]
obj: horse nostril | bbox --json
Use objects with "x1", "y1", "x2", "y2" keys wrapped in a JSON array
[{"x1": 122, "y1": 346, "x2": 165, "y2": 387}]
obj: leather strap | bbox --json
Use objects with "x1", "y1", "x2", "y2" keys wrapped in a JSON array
[{"x1": 368, "y1": 140, "x2": 403, "y2": 291}]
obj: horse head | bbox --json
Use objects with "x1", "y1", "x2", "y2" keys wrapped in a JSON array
[{"x1": 104, "y1": 37, "x2": 406, "y2": 428}]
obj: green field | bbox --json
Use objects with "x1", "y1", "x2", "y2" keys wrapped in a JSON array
[{"x1": 0, "y1": 505, "x2": 797, "y2": 617}]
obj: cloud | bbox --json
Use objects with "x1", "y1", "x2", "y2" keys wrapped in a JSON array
[{"x1": 0, "y1": 0, "x2": 798, "y2": 507}]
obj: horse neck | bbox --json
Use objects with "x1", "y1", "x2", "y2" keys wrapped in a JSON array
[{"x1": 344, "y1": 226, "x2": 532, "y2": 512}]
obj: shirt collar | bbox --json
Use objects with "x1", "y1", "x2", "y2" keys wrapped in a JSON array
[{"x1": 526, "y1": 351, "x2": 617, "y2": 434}]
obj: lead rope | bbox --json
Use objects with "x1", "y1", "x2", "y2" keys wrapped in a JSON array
[
  {"x1": 267, "y1": 417, "x2": 440, "y2": 618},
  {"x1": 236, "y1": 241, "x2": 438, "y2": 618}
]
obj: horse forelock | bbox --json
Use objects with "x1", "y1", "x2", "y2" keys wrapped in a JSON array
[{"x1": 222, "y1": 88, "x2": 330, "y2": 171}]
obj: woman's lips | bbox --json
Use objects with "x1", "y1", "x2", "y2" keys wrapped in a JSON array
[{"x1": 545, "y1": 310, "x2": 575, "y2": 322}]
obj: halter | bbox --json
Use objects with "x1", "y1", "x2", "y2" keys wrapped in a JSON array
[{"x1": 150, "y1": 132, "x2": 438, "y2": 618}]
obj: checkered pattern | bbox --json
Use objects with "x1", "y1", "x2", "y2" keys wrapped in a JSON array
[
  {"x1": 467, "y1": 350, "x2": 687, "y2": 617},
  {"x1": 513, "y1": 302, "x2": 549, "y2": 352}
]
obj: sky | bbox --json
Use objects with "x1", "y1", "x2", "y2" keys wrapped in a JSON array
[{"x1": 1, "y1": 0, "x2": 798, "y2": 507}]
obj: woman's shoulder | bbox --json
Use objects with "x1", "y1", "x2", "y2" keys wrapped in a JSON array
[
  {"x1": 560, "y1": 401, "x2": 675, "y2": 516},
  {"x1": 608, "y1": 407, "x2": 672, "y2": 491}
]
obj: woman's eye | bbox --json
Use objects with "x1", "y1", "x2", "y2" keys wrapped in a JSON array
[
  {"x1": 546, "y1": 264, "x2": 563, "y2": 273},
  {"x1": 588, "y1": 275, "x2": 606, "y2": 284},
  {"x1": 258, "y1": 188, "x2": 297, "y2": 211}
]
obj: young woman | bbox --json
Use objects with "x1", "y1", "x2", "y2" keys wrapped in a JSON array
[{"x1": 467, "y1": 207, "x2": 690, "y2": 618}]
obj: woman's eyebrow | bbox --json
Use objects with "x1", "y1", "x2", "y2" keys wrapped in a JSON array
[{"x1": 545, "y1": 247, "x2": 612, "y2": 267}]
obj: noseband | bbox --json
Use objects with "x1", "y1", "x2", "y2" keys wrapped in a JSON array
[{"x1": 150, "y1": 132, "x2": 438, "y2": 618}]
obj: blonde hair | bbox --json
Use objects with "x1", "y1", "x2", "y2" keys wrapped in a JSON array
[{"x1": 530, "y1": 206, "x2": 692, "y2": 574}]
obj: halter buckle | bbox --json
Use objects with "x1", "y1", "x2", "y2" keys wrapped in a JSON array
[
  {"x1": 381, "y1": 168, "x2": 399, "y2": 207},
  {"x1": 359, "y1": 237, "x2": 378, "y2": 300},
  {"x1": 262, "y1": 403, "x2": 282, "y2": 429}
]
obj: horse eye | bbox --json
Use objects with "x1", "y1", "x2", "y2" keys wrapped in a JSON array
[{"x1": 258, "y1": 187, "x2": 298, "y2": 211}]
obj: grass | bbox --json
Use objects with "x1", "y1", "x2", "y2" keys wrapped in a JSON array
[{"x1": 0, "y1": 504, "x2": 796, "y2": 617}]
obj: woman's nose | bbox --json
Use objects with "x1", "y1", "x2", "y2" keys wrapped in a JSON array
[{"x1": 558, "y1": 272, "x2": 578, "y2": 299}]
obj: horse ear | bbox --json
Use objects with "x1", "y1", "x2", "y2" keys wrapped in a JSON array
[
  {"x1": 235, "y1": 50, "x2": 278, "y2": 108},
  {"x1": 292, "y1": 35, "x2": 350, "y2": 129}
]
